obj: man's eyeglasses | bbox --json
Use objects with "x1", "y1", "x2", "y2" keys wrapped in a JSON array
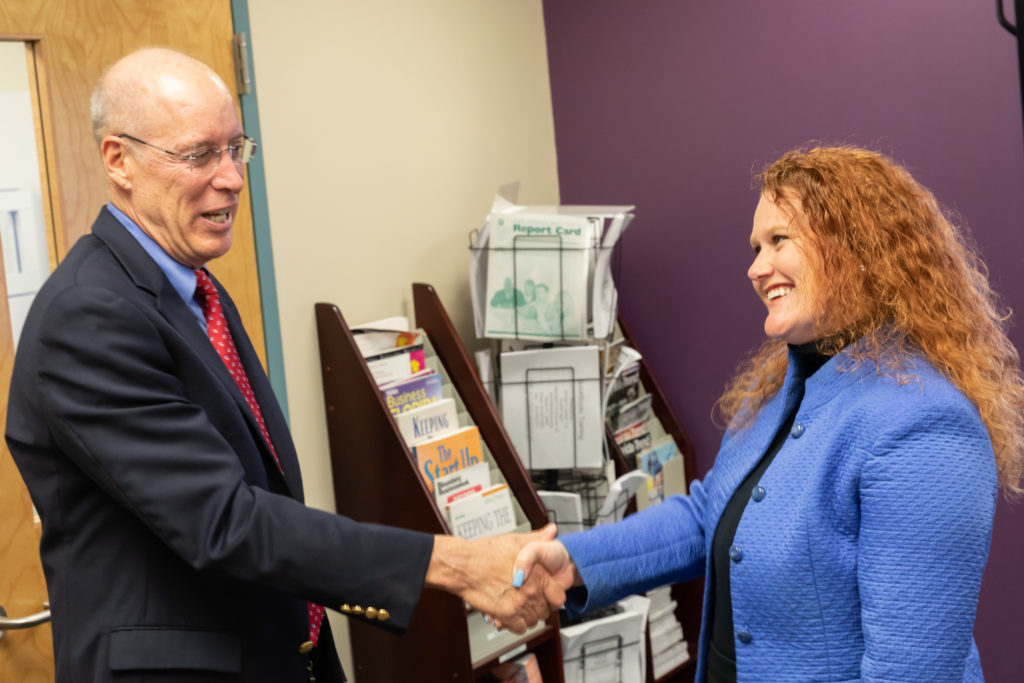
[{"x1": 118, "y1": 134, "x2": 258, "y2": 171}]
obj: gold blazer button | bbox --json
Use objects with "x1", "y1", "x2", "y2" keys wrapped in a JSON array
[
  {"x1": 377, "y1": 609, "x2": 390, "y2": 622},
  {"x1": 365, "y1": 607, "x2": 378, "y2": 619},
  {"x1": 298, "y1": 641, "x2": 314, "y2": 654},
  {"x1": 340, "y1": 604, "x2": 352, "y2": 613},
  {"x1": 352, "y1": 605, "x2": 364, "y2": 615}
]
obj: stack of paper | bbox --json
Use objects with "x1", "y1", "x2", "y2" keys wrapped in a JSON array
[
  {"x1": 466, "y1": 610, "x2": 546, "y2": 667},
  {"x1": 447, "y1": 483, "x2": 518, "y2": 540},
  {"x1": 351, "y1": 317, "x2": 427, "y2": 386},
  {"x1": 538, "y1": 490, "x2": 584, "y2": 536},
  {"x1": 469, "y1": 183, "x2": 635, "y2": 342},
  {"x1": 483, "y1": 211, "x2": 599, "y2": 341},
  {"x1": 646, "y1": 586, "x2": 690, "y2": 678},
  {"x1": 560, "y1": 599, "x2": 646, "y2": 683},
  {"x1": 500, "y1": 346, "x2": 603, "y2": 470}
]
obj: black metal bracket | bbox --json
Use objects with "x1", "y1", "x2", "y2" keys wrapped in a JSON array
[
  {"x1": 998, "y1": 0, "x2": 1024, "y2": 146},
  {"x1": 999, "y1": 0, "x2": 1018, "y2": 35}
]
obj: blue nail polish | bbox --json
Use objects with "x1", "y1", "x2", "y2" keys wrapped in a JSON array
[{"x1": 513, "y1": 569, "x2": 525, "y2": 588}]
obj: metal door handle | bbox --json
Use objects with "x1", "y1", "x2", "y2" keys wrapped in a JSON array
[{"x1": 0, "y1": 602, "x2": 51, "y2": 638}]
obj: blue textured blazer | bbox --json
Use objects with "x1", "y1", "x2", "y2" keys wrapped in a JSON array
[{"x1": 562, "y1": 346, "x2": 997, "y2": 682}]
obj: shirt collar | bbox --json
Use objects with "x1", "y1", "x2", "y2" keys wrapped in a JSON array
[{"x1": 106, "y1": 202, "x2": 206, "y2": 328}]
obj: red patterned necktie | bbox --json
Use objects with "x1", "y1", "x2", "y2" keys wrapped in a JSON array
[{"x1": 193, "y1": 269, "x2": 326, "y2": 647}]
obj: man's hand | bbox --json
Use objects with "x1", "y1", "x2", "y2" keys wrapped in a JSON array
[{"x1": 425, "y1": 524, "x2": 566, "y2": 633}]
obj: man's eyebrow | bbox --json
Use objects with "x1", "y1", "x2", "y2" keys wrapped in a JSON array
[
  {"x1": 184, "y1": 134, "x2": 245, "y2": 151},
  {"x1": 179, "y1": 139, "x2": 213, "y2": 153}
]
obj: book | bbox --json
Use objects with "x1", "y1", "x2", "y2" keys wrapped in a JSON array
[
  {"x1": 350, "y1": 315, "x2": 411, "y2": 333},
  {"x1": 636, "y1": 451, "x2": 665, "y2": 506},
  {"x1": 500, "y1": 346, "x2": 603, "y2": 470},
  {"x1": 448, "y1": 483, "x2": 518, "y2": 540},
  {"x1": 351, "y1": 326, "x2": 419, "y2": 357},
  {"x1": 484, "y1": 211, "x2": 599, "y2": 340},
  {"x1": 364, "y1": 344, "x2": 426, "y2": 386},
  {"x1": 640, "y1": 434, "x2": 679, "y2": 467},
  {"x1": 412, "y1": 425, "x2": 484, "y2": 493},
  {"x1": 611, "y1": 393, "x2": 652, "y2": 432},
  {"x1": 604, "y1": 362, "x2": 641, "y2": 425},
  {"x1": 380, "y1": 370, "x2": 443, "y2": 416},
  {"x1": 647, "y1": 434, "x2": 687, "y2": 498},
  {"x1": 612, "y1": 421, "x2": 652, "y2": 458},
  {"x1": 511, "y1": 652, "x2": 544, "y2": 683},
  {"x1": 487, "y1": 651, "x2": 543, "y2": 683},
  {"x1": 636, "y1": 435, "x2": 681, "y2": 504},
  {"x1": 602, "y1": 337, "x2": 626, "y2": 377},
  {"x1": 434, "y1": 461, "x2": 491, "y2": 510},
  {"x1": 393, "y1": 397, "x2": 458, "y2": 445},
  {"x1": 352, "y1": 324, "x2": 426, "y2": 385}
]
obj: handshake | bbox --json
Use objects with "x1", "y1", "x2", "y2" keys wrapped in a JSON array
[{"x1": 425, "y1": 524, "x2": 579, "y2": 633}]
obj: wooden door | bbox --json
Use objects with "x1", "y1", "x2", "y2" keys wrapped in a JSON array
[
  {"x1": 0, "y1": 260, "x2": 50, "y2": 680},
  {"x1": 0, "y1": 2, "x2": 265, "y2": 679},
  {"x1": 0, "y1": 0, "x2": 265, "y2": 357}
]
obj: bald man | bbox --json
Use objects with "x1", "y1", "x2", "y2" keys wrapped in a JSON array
[{"x1": 5, "y1": 48, "x2": 562, "y2": 683}]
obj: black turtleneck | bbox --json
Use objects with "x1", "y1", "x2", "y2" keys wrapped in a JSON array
[{"x1": 705, "y1": 343, "x2": 830, "y2": 683}]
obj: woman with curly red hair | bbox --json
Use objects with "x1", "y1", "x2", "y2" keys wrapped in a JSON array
[{"x1": 514, "y1": 146, "x2": 1024, "y2": 682}]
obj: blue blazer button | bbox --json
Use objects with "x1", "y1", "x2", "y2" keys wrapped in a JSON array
[
  {"x1": 791, "y1": 422, "x2": 806, "y2": 438},
  {"x1": 737, "y1": 629, "x2": 753, "y2": 644},
  {"x1": 751, "y1": 485, "x2": 766, "y2": 502},
  {"x1": 729, "y1": 546, "x2": 743, "y2": 562}
]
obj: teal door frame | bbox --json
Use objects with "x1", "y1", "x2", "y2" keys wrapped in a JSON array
[{"x1": 230, "y1": 0, "x2": 289, "y2": 419}]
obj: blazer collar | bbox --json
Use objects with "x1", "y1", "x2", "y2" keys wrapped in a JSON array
[
  {"x1": 704, "y1": 347, "x2": 823, "y2": 527},
  {"x1": 91, "y1": 207, "x2": 171, "y2": 297},
  {"x1": 90, "y1": 208, "x2": 300, "y2": 497}
]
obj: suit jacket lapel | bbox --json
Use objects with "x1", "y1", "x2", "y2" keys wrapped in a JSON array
[
  {"x1": 90, "y1": 208, "x2": 298, "y2": 498},
  {"x1": 211, "y1": 272, "x2": 304, "y2": 501}
]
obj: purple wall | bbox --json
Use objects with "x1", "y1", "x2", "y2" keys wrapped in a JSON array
[{"x1": 543, "y1": 1, "x2": 1024, "y2": 677}]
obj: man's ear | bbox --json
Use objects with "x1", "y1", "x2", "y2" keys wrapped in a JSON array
[{"x1": 100, "y1": 136, "x2": 133, "y2": 191}]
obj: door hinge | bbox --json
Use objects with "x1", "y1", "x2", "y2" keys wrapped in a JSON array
[{"x1": 233, "y1": 32, "x2": 252, "y2": 96}]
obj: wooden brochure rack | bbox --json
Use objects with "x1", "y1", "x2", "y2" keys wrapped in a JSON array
[
  {"x1": 606, "y1": 315, "x2": 701, "y2": 683},
  {"x1": 315, "y1": 283, "x2": 563, "y2": 683}
]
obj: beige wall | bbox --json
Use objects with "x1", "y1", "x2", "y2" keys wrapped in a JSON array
[{"x1": 247, "y1": 0, "x2": 559, "y2": 676}]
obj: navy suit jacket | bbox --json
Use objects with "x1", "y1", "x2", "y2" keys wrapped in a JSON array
[{"x1": 6, "y1": 208, "x2": 435, "y2": 682}]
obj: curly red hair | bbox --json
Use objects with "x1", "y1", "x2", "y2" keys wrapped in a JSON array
[{"x1": 715, "y1": 146, "x2": 1024, "y2": 494}]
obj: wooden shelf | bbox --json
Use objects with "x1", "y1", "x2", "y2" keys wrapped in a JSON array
[
  {"x1": 315, "y1": 283, "x2": 563, "y2": 683},
  {"x1": 607, "y1": 314, "x2": 701, "y2": 683}
]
